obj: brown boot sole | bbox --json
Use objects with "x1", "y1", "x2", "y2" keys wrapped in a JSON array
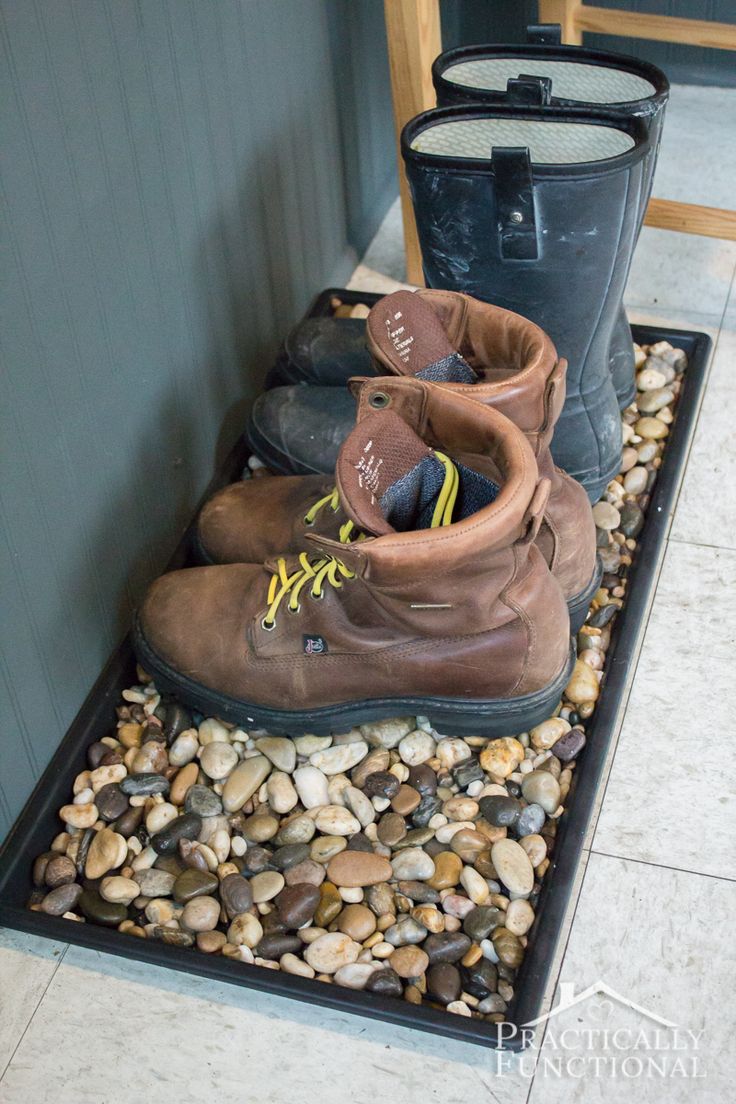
[{"x1": 133, "y1": 616, "x2": 575, "y2": 739}]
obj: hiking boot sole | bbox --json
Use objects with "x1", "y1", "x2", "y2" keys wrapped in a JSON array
[{"x1": 133, "y1": 616, "x2": 576, "y2": 739}]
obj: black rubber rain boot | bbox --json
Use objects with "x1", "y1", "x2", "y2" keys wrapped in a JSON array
[
  {"x1": 431, "y1": 25, "x2": 669, "y2": 408},
  {"x1": 402, "y1": 103, "x2": 649, "y2": 502}
]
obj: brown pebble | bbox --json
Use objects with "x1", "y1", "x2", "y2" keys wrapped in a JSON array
[
  {"x1": 377, "y1": 812, "x2": 407, "y2": 847},
  {"x1": 44, "y1": 855, "x2": 77, "y2": 888},
  {"x1": 427, "y1": 850, "x2": 462, "y2": 890},
  {"x1": 391, "y1": 785, "x2": 421, "y2": 816},
  {"x1": 197, "y1": 930, "x2": 227, "y2": 954},
  {"x1": 326, "y1": 851, "x2": 392, "y2": 888},
  {"x1": 170, "y1": 762, "x2": 199, "y2": 806},
  {"x1": 337, "y1": 904, "x2": 376, "y2": 942},
  {"x1": 390, "y1": 945, "x2": 429, "y2": 979}
]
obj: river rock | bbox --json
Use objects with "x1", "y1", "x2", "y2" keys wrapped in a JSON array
[
  {"x1": 314, "y1": 805, "x2": 361, "y2": 836},
  {"x1": 391, "y1": 785, "x2": 422, "y2": 816},
  {"x1": 93, "y1": 783, "x2": 129, "y2": 823},
  {"x1": 565, "y1": 658, "x2": 600, "y2": 705},
  {"x1": 530, "y1": 717, "x2": 571, "y2": 752},
  {"x1": 293, "y1": 765, "x2": 329, "y2": 809},
  {"x1": 463, "y1": 905, "x2": 503, "y2": 942},
  {"x1": 514, "y1": 803, "x2": 546, "y2": 837},
  {"x1": 184, "y1": 784, "x2": 223, "y2": 818},
  {"x1": 256, "y1": 933, "x2": 302, "y2": 959},
  {"x1": 427, "y1": 962, "x2": 461, "y2": 1004},
  {"x1": 309, "y1": 740, "x2": 368, "y2": 775},
  {"x1": 284, "y1": 858, "x2": 325, "y2": 888},
  {"x1": 173, "y1": 868, "x2": 218, "y2": 903},
  {"x1": 478, "y1": 795, "x2": 521, "y2": 828},
  {"x1": 390, "y1": 848, "x2": 435, "y2": 881},
  {"x1": 304, "y1": 932, "x2": 360, "y2": 974},
  {"x1": 423, "y1": 851, "x2": 460, "y2": 892},
  {"x1": 384, "y1": 917, "x2": 427, "y2": 946},
  {"x1": 521, "y1": 771, "x2": 561, "y2": 815},
  {"x1": 255, "y1": 736, "x2": 297, "y2": 773},
  {"x1": 276, "y1": 883, "x2": 320, "y2": 928},
  {"x1": 398, "y1": 730, "x2": 436, "y2": 766},
  {"x1": 219, "y1": 873, "x2": 253, "y2": 918},
  {"x1": 59, "y1": 803, "x2": 98, "y2": 829},
  {"x1": 334, "y1": 962, "x2": 377, "y2": 990},
  {"x1": 366, "y1": 967, "x2": 403, "y2": 998},
  {"x1": 359, "y1": 718, "x2": 414, "y2": 748},
  {"x1": 479, "y1": 738, "x2": 524, "y2": 779},
  {"x1": 390, "y1": 945, "x2": 429, "y2": 978},
  {"x1": 136, "y1": 868, "x2": 176, "y2": 897},
  {"x1": 78, "y1": 888, "x2": 128, "y2": 926},
  {"x1": 267, "y1": 771, "x2": 299, "y2": 815},
  {"x1": 423, "y1": 931, "x2": 471, "y2": 963},
  {"x1": 222, "y1": 756, "x2": 271, "y2": 812},
  {"x1": 592, "y1": 501, "x2": 621, "y2": 531},
  {"x1": 377, "y1": 812, "x2": 407, "y2": 847},
  {"x1": 228, "y1": 912, "x2": 263, "y2": 948},
  {"x1": 85, "y1": 828, "x2": 127, "y2": 879},
  {"x1": 407, "y1": 763, "x2": 437, "y2": 796},
  {"x1": 635, "y1": 416, "x2": 667, "y2": 439},
  {"x1": 326, "y1": 851, "x2": 392, "y2": 887},
  {"x1": 199, "y1": 742, "x2": 238, "y2": 781},
  {"x1": 41, "y1": 883, "x2": 83, "y2": 915},
  {"x1": 120, "y1": 773, "x2": 169, "y2": 797},
  {"x1": 491, "y1": 839, "x2": 534, "y2": 895},
  {"x1": 553, "y1": 727, "x2": 586, "y2": 763},
  {"x1": 619, "y1": 502, "x2": 644, "y2": 538},
  {"x1": 462, "y1": 957, "x2": 498, "y2": 997},
  {"x1": 99, "y1": 876, "x2": 140, "y2": 905},
  {"x1": 270, "y1": 843, "x2": 311, "y2": 871},
  {"x1": 163, "y1": 702, "x2": 192, "y2": 744},
  {"x1": 44, "y1": 855, "x2": 77, "y2": 888},
  {"x1": 351, "y1": 747, "x2": 390, "y2": 788},
  {"x1": 151, "y1": 812, "x2": 202, "y2": 854},
  {"x1": 343, "y1": 785, "x2": 375, "y2": 828},
  {"x1": 362, "y1": 771, "x2": 400, "y2": 800},
  {"x1": 169, "y1": 730, "x2": 199, "y2": 767},
  {"x1": 337, "y1": 903, "x2": 376, "y2": 941},
  {"x1": 250, "y1": 870, "x2": 284, "y2": 902},
  {"x1": 505, "y1": 898, "x2": 535, "y2": 936},
  {"x1": 181, "y1": 895, "x2": 220, "y2": 932},
  {"x1": 493, "y1": 927, "x2": 524, "y2": 968},
  {"x1": 310, "y1": 835, "x2": 346, "y2": 864}
]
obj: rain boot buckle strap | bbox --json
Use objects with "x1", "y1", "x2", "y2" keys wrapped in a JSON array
[
  {"x1": 492, "y1": 147, "x2": 539, "y2": 261},
  {"x1": 526, "y1": 23, "x2": 562, "y2": 45},
  {"x1": 506, "y1": 75, "x2": 553, "y2": 107}
]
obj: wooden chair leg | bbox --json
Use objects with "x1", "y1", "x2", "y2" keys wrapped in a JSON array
[
  {"x1": 537, "y1": 0, "x2": 583, "y2": 44},
  {"x1": 384, "y1": 0, "x2": 442, "y2": 286}
]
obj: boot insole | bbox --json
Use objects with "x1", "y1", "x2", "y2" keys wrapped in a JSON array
[
  {"x1": 367, "y1": 290, "x2": 477, "y2": 383},
  {"x1": 442, "y1": 58, "x2": 655, "y2": 104},
  {"x1": 411, "y1": 117, "x2": 635, "y2": 163}
]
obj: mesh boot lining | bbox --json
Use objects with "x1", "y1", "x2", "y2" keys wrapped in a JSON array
[
  {"x1": 442, "y1": 58, "x2": 655, "y2": 103},
  {"x1": 410, "y1": 117, "x2": 634, "y2": 163}
]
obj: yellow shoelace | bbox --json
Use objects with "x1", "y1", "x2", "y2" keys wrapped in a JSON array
[{"x1": 263, "y1": 451, "x2": 458, "y2": 630}]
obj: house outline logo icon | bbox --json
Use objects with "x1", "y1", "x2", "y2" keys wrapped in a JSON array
[{"x1": 522, "y1": 980, "x2": 677, "y2": 1029}]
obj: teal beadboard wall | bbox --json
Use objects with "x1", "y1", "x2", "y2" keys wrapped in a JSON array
[{"x1": 0, "y1": 0, "x2": 393, "y2": 839}]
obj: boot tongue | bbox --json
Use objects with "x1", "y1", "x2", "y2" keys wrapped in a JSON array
[
  {"x1": 336, "y1": 409, "x2": 445, "y2": 537},
  {"x1": 367, "y1": 290, "x2": 478, "y2": 384}
]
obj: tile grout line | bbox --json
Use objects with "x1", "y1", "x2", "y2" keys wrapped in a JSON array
[
  {"x1": 0, "y1": 940, "x2": 70, "y2": 1084},
  {"x1": 590, "y1": 849, "x2": 736, "y2": 885},
  {"x1": 668, "y1": 534, "x2": 736, "y2": 553}
]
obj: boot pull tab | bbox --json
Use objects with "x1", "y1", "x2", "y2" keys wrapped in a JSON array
[
  {"x1": 492, "y1": 147, "x2": 539, "y2": 261},
  {"x1": 521, "y1": 478, "x2": 551, "y2": 544},
  {"x1": 506, "y1": 75, "x2": 553, "y2": 107},
  {"x1": 526, "y1": 23, "x2": 562, "y2": 45}
]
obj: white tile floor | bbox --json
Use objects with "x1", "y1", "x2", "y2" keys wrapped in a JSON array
[{"x1": 2, "y1": 83, "x2": 735, "y2": 1103}]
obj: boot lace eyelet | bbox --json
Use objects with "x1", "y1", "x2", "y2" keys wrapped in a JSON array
[
  {"x1": 368, "y1": 391, "x2": 391, "y2": 409},
  {"x1": 288, "y1": 604, "x2": 301, "y2": 615},
  {"x1": 303, "y1": 516, "x2": 314, "y2": 527},
  {"x1": 261, "y1": 618, "x2": 276, "y2": 632},
  {"x1": 310, "y1": 590, "x2": 324, "y2": 601}
]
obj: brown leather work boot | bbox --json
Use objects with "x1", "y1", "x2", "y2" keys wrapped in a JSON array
[
  {"x1": 196, "y1": 291, "x2": 599, "y2": 632},
  {"x1": 135, "y1": 378, "x2": 573, "y2": 736}
]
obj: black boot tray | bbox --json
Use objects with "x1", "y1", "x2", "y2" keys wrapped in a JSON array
[{"x1": 0, "y1": 288, "x2": 711, "y2": 1050}]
